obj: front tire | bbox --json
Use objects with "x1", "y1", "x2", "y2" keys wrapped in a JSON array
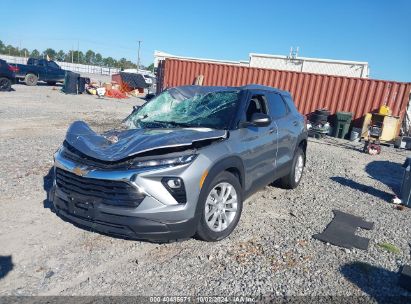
[
  {"x1": 195, "y1": 171, "x2": 243, "y2": 242},
  {"x1": 279, "y1": 147, "x2": 305, "y2": 189},
  {"x1": 25, "y1": 73, "x2": 38, "y2": 86}
]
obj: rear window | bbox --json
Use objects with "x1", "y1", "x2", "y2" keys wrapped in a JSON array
[
  {"x1": 268, "y1": 93, "x2": 289, "y2": 119},
  {"x1": 47, "y1": 61, "x2": 60, "y2": 69}
]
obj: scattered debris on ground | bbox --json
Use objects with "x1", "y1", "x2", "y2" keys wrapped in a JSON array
[{"x1": 0, "y1": 84, "x2": 410, "y2": 297}]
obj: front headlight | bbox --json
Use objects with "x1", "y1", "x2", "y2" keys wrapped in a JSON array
[{"x1": 130, "y1": 154, "x2": 197, "y2": 168}]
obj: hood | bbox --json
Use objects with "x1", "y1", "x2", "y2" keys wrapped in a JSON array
[{"x1": 65, "y1": 121, "x2": 227, "y2": 162}]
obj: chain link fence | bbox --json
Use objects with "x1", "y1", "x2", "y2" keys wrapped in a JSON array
[{"x1": 0, "y1": 54, "x2": 120, "y2": 76}]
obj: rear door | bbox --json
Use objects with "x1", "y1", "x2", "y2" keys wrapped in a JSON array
[
  {"x1": 267, "y1": 92, "x2": 297, "y2": 176},
  {"x1": 238, "y1": 90, "x2": 278, "y2": 192}
]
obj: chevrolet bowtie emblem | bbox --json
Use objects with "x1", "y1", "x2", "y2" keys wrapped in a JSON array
[{"x1": 73, "y1": 166, "x2": 89, "y2": 177}]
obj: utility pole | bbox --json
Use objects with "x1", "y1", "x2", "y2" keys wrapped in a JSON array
[
  {"x1": 77, "y1": 40, "x2": 80, "y2": 63},
  {"x1": 137, "y1": 40, "x2": 142, "y2": 72},
  {"x1": 71, "y1": 44, "x2": 74, "y2": 63}
]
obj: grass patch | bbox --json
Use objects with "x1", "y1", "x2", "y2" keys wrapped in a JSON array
[{"x1": 377, "y1": 242, "x2": 401, "y2": 254}]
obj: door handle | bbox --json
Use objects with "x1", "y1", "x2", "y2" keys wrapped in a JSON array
[
  {"x1": 269, "y1": 128, "x2": 276, "y2": 134},
  {"x1": 293, "y1": 121, "x2": 298, "y2": 126}
]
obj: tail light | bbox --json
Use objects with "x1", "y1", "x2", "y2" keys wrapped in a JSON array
[{"x1": 8, "y1": 65, "x2": 19, "y2": 72}]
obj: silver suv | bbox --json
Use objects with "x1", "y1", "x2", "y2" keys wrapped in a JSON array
[{"x1": 50, "y1": 85, "x2": 307, "y2": 242}]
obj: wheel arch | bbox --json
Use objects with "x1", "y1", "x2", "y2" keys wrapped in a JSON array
[
  {"x1": 296, "y1": 137, "x2": 308, "y2": 164},
  {"x1": 208, "y1": 156, "x2": 245, "y2": 189},
  {"x1": 195, "y1": 156, "x2": 245, "y2": 217},
  {"x1": 25, "y1": 71, "x2": 39, "y2": 78},
  {"x1": 298, "y1": 138, "x2": 307, "y2": 154}
]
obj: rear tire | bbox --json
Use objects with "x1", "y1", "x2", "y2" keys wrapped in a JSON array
[
  {"x1": 25, "y1": 73, "x2": 38, "y2": 86},
  {"x1": 0, "y1": 77, "x2": 11, "y2": 91},
  {"x1": 195, "y1": 171, "x2": 243, "y2": 242},
  {"x1": 279, "y1": 147, "x2": 305, "y2": 189}
]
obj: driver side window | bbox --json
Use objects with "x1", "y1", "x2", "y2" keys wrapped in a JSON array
[{"x1": 246, "y1": 94, "x2": 268, "y2": 121}]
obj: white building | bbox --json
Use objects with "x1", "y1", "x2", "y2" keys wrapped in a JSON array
[
  {"x1": 154, "y1": 50, "x2": 369, "y2": 78},
  {"x1": 154, "y1": 50, "x2": 248, "y2": 67},
  {"x1": 249, "y1": 53, "x2": 369, "y2": 78}
]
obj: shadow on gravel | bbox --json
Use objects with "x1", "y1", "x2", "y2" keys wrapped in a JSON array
[
  {"x1": 0, "y1": 255, "x2": 13, "y2": 280},
  {"x1": 309, "y1": 137, "x2": 363, "y2": 152},
  {"x1": 366, "y1": 161, "x2": 403, "y2": 196},
  {"x1": 330, "y1": 176, "x2": 393, "y2": 202},
  {"x1": 34, "y1": 82, "x2": 63, "y2": 87},
  {"x1": 340, "y1": 262, "x2": 410, "y2": 302},
  {"x1": 43, "y1": 167, "x2": 55, "y2": 212}
]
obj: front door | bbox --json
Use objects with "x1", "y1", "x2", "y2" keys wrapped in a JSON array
[{"x1": 238, "y1": 91, "x2": 278, "y2": 193}]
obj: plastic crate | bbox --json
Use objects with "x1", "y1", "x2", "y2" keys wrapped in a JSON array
[{"x1": 336, "y1": 112, "x2": 353, "y2": 122}]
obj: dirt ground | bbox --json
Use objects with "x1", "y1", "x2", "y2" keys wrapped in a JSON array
[{"x1": 0, "y1": 84, "x2": 410, "y2": 299}]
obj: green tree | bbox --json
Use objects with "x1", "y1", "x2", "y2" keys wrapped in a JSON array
[
  {"x1": 118, "y1": 57, "x2": 128, "y2": 70},
  {"x1": 31, "y1": 49, "x2": 40, "y2": 58},
  {"x1": 0, "y1": 40, "x2": 5, "y2": 54},
  {"x1": 72, "y1": 51, "x2": 84, "y2": 64},
  {"x1": 21, "y1": 48, "x2": 29, "y2": 58},
  {"x1": 56, "y1": 50, "x2": 65, "y2": 61},
  {"x1": 85, "y1": 50, "x2": 96, "y2": 64},
  {"x1": 43, "y1": 48, "x2": 57, "y2": 59},
  {"x1": 103, "y1": 56, "x2": 116, "y2": 67},
  {"x1": 5, "y1": 45, "x2": 17, "y2": 56},
  {"x1": 95, "y1": 53, "x2": 103, "y2": 65},
  {"x1": 147, "y1": 63, "x2": 154, "y2": 72},
  {"x1": 64, "y1": 50, "x2": 73, "y2": 62}
]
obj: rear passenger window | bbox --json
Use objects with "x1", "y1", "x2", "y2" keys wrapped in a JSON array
[{"x1": 268, "y1": 93, "x2": 288, "y2": 119}]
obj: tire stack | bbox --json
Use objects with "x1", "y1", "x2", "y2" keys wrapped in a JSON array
[{"x1": 308, "y1": 109, "x2": 331, "y2": 139}]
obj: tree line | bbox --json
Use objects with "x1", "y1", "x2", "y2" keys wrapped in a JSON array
[{"x1": 0, "y1": 40, "x2": 154, "y2": 71}]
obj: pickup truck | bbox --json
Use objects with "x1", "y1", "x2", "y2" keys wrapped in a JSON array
[
  {"x1": 13, "y1": 58, "x2": 67, "y2": 86},
  {"x1": 0, "y1": 59, "x2": 17, "y2": 91}
]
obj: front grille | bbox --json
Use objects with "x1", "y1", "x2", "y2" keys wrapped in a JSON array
[{"x1": 55, "y1": 168, "x2": 144, "y2": 207}]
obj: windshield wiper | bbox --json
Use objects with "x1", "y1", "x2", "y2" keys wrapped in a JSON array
[{"x1": 152, "y1": 120, "x2": 193, "y2": 128}]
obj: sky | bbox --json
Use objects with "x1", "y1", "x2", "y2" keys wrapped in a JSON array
[{"x1": 1, "y1": 0, "x2": 410, "y2": 81}]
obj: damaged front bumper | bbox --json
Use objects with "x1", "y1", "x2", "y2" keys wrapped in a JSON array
[{"x1": 50, "y1": 149, "x2": 207, "y2": 241}]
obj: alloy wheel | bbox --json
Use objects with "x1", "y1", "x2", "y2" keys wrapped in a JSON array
[
  {"x1": 294, "y1": 154, "x2": 304, "y2": 183},
  {"x1": 204, "y1": 182, "x2": 238, "y2": 232}
]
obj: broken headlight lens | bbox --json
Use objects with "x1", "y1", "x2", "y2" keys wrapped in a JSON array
[{"x1": 130, "y1": 154, "x2": 197, "y2": 168}]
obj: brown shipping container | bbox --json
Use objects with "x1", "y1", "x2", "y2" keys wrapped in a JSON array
[{"x1": 157, "y1": 59, "x2": 411, "y2": 125}]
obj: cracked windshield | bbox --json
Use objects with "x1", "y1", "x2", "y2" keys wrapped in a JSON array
[{"x1": 128, "y1": 90, "x2": 239, "y2": 129}]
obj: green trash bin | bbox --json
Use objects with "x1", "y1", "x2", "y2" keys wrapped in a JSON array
[{"x1": 334, "y1": 112, "x2": 353, "y2": 139}]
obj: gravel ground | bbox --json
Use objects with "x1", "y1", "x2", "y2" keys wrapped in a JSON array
[{"x1": 0, "y1": 84, "x2": 410, "y2": 300}]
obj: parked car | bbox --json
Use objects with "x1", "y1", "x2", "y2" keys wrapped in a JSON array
[
  {"x1": 0, "y1": 59, "x2": 17, "y2": 91},
  {"x1": 12, "y1": 58, "x2": 67, "y2": 86},
  {"x1": 49, "y1": 84, "x2": 307, "y2": 242}
]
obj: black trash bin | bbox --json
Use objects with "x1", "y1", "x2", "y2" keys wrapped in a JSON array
[
  {"x1": 400, "y1": 157, "x2": 411, "y2": 207},
  {"x1": 62, "y1": 71, "x2": 80, "y2": 94}
]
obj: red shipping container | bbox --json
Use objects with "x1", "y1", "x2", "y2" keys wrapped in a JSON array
[{"x1": 157, "y1": 59, "x2": 411, "y2": 126}]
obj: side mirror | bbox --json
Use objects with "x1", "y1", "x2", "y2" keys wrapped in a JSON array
[{"x1": 250, "y1": 113, "x2": 271, "y2": 127}]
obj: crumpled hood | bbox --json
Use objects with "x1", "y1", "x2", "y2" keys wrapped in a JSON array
[{"x1": 65, "y1": 121, "x2": 227, "y2": 162}]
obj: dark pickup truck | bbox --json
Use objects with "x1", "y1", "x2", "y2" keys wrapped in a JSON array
[
  {"x1": 0, "y1": 59, "x2": 17, "y2": 91},
  {"x1": 13, "y1": 58, "x2": 67, "y2": 86}
]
